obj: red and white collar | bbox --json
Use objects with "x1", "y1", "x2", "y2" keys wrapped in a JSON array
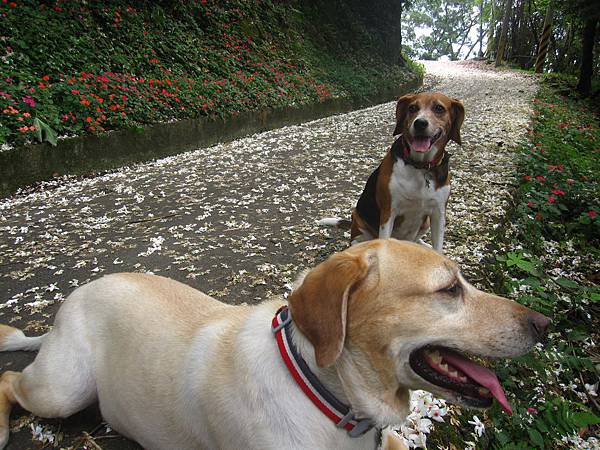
[{"x1": 271, "y1": 306, "x2": 374, "y2": 438}]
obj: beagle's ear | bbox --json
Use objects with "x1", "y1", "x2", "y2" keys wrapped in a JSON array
[
  {"x1": 449, "y1": 99, "x2": 465, "y2": 145},
  {"x1": 288, "y1": 251, "x2": 371, "y2": 367},
  {"x1": 393, "y1": 94, "x2": 415, "y2": 136}
]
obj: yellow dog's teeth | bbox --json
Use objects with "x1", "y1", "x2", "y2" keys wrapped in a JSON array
[{"x1": 428, "y1": 350, "x2": 442, "y2": 364}]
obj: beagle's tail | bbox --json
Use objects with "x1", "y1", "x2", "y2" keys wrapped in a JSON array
[
  {"x1": 318, "y1": 217, "x2": 352, "y2": 230},
  {"x1": 0, "y1": 325, "x2": 46, "y2": 352}
]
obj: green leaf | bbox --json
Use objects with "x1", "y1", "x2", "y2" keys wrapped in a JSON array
[
  {"x1": 523, "y1": 277, "x2": 542, "y2": 289},
  {"x1": 527, "y1": 428, "x2": 545, "y2": 448},
  {"x1": 555, "y1": 278, "x2": 579, "y2": 289},
  {"x1": 33, "y1": 118, "x2": 58, "y2": 147},
  {"x1": 571, "y1": 412, "x2": 600, "y2": 428},
  {"x1": 516, "y1": 259, "x2": 535, "y2": 273},
  {"x1": 535, "y1": 418, "x2": 549, "y2": 433}
]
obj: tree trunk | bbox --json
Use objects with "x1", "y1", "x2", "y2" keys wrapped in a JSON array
[
  {"x1": 495, "y1": 0, "x2": 513, "y2": 66},
  {"x1": 534, "y1": 3, "x2": 553, "y2": 73},
  {"x1": 485, "y1": 0, "x2": 497, "y2": 59},
  {"x1": 577, "y1": 17, "x2": 598, "y2": 97},
  {"x1": 508, "y1": 0, "x2": 523, "y2": 62},
  {"x1": 478, "y1": 0, "x2": 485, "y2": 57}
]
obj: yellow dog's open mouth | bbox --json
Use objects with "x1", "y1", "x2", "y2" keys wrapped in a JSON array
[{"x1": 409, "y1": 346, "x2": 512, "y2": 415}]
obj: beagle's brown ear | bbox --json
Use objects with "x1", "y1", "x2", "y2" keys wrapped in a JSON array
[
  {"x1": 393, "y1": 94, "x2": 416, "y2": 136},
  {"x1": 288, "y1": 251, "x2": 370, "y2": 367},
  {"x1": 449, "y1": 99, "x2": 465, "y2": 145}
]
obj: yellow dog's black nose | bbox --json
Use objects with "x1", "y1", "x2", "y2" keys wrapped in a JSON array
[{"x1": 528, "y1": 312, "x2": 551, "y2": 342}]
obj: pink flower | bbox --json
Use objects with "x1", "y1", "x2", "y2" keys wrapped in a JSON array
[
  {"x1": 589, "y1": 211, "x2": 597, "y2": 219},
  {"x1": 547, "y1": 196, "x2": 556, "y2": 204},
  {"x1": 527, "y1": 407, "x2": 537, "y2": 414},
  {"x1": 22, "y1": 96, "x2": 36, "y2": 107}
]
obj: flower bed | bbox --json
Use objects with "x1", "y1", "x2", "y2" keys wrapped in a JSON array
[{"x1": 0, "y1": 0, "x2": 419, "y2": 149}]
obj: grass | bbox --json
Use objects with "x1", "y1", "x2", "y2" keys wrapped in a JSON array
[{"x1": 425, "y1": 77, "x2": 600, "y2": 449}]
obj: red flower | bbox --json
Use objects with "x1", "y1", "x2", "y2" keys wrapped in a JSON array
[
  {"x1": 588, "y1": 211, "x2": 597, "y2": 219},
  {"x1": 9, "y1": 1, "x2": 16, "y2": 7},
  {"x1": 86, "y1": 116, "x2": 92, "y2": 123},
  {"x1": 527, "y1": 201, "x2": 536, "y2": 207},
  {"x1": 527, "y1": 407, "x2": 538, "y2": 414},
  {"x1": 551, "y1": 189, "x2": 565, "y2": 196},
  {"x1": 523, "y1": 175, "x2": 532, "y2": 181},
  {"x1": 42, "y1": 75, "x2": 50, "y2": 81},
  {"x1": 535, "y1": 176, "x2": 546, "y2": 182},
  {"x1": 547, "y1": 196, "x2": 556, "y2": 204}
]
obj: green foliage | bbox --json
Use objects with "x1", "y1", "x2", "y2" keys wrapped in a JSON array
[
  {"x1": 0, "y1": 0, "x2": 418, "y2": 148},
  {"x1": 427, "y1": 79, "x2": 600, "y2": 450},
  {"x1": 403, "y1": 0, "x2": 487, "y2": 60}
]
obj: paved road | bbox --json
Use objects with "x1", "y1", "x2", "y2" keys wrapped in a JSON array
[{"x1": 0, "y1": 61, "x2": 536, "y2": 449}]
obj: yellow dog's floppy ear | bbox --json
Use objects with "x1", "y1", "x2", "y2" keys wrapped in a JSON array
[
  {"x1": 449, "y1": 98, "x2": 465, "y2": 145},
  {"x1": 393, "y1": 94, "x2": 416, "y2": 136},
  {"x1": 288, "y1": 251, "x2": 370, "y2": 367}
]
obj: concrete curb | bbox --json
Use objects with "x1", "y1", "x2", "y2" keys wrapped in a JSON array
[{"x1": 0, "y1": 76, "x2": 421, "y2": 197}]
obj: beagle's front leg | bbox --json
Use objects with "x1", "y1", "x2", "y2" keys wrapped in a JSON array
[
  {"x1": 378, "y1": 214, "x2": 395, "y2": 239},
  {"x1": 430, "y1": 207, "x2": 446, "y2": 252}
]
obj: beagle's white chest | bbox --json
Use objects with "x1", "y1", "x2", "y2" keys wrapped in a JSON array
[{"x1": 388, "y1": 161, "x2": 450, "y2": 210}]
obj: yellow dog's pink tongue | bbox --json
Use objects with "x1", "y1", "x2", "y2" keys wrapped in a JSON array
[
  {"x1": 442, "y1": 351, "x2": 513, "y2": 415},
  {"x1": 411, "y1": 137, "x2": 431, "y2": 153}
]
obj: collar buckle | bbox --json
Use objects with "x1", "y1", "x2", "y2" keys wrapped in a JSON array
[{"x1": 348, "y1": 418, "x2": 375, "y2": 438}]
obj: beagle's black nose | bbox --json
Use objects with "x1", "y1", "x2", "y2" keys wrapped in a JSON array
[
  {"x1": 528, "y1": 312, "x2": 551, "y2": 342},
  {"x1": 413, "y1": 118, "x2": 428, "y2": 131}
]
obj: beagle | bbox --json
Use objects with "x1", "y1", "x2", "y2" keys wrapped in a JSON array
[
  {"x1": 320, "y1": 92, "x2": 465, "y2": 252},
  {"x1": 0, "y1": 240, "x2": 548, "y2": 450}
]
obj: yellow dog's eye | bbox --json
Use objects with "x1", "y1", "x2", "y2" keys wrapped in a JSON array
[
  {"x1": 433, "y1": 104, "x2": 445, "y2": 113},
  {"x1": 441, "y1": 281, "x2": 461, "y2": 296}
]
